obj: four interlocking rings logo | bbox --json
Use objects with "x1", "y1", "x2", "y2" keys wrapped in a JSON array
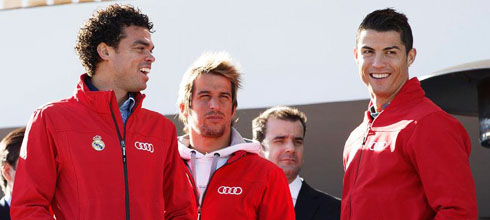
[
  {"x1": 217, "y1": 186, "x2": 243, "y2": 195},
  {"x1": 134, "y1": 141, "x2": 154, "y2": 153}
]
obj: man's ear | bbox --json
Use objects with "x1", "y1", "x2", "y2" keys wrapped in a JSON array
[
  {"x1": 97, "y1": 43, "x2": 111, "y2": 60},
  {"x1": 407, "y1": 48, "x2": 417, "y2": 67},
  {"x1": 179, "y1": 103, "x2": 187, "y2": 117},
  {"x1": 2, "y1": 163, "x2": 13, "y2": 182},
  {"x1": 354, "y1": 47, "x2": 359, "y2": 64}
]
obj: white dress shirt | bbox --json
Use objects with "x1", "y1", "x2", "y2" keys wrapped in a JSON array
[{"x1": 289, "y1": 175, "x2": 303, "y2": 206}]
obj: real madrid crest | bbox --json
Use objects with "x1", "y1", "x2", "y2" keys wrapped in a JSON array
[{"x1": 91, "y1": 135, "x2": 105, "y2": 151}]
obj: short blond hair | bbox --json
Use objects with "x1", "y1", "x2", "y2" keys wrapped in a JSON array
[{"x1": 177, "y1": 52, "x2": 242, "y2": 133}]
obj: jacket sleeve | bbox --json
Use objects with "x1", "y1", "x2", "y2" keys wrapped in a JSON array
[
  {"x1": 405, "y1": 112, "x2": 478, "y2": 220},
  {"x1": 257, "y1": 166, "x2": 296, "y2": 220},
  {"x1": 11, "y1": 109, "x2": 57, "y2": 220},
  {"x1": 163, "y1": 124, "x2": 197, "y2": 220}
]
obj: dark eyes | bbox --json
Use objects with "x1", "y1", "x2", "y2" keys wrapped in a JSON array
[{"x1": 361, "y1": 50, "x2": 396, "y2": 55}]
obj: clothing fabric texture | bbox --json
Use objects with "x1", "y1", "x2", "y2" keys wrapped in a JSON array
[
  {"x1": 342, "y1": 78, "x2": 478, "y2": 220},
  {"x1": 178, "y1": 128, "x2": 295, "y2": 220},
  {"x1": 11, "y1": 74, "x2": 196, "y2": 220},
  {"x1": 0, "y1": 196, "x2": 11, "y2": 220},
  {"x1": 295, "y1": 180, "x2": 341, "y2": 220}
]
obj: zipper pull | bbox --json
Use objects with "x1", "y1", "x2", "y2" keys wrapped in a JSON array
[
  {"x1": 197, "y1": 206, "x2": 201, "y2": 220},
  {"x1": 121, "y1": 140, "x2": 126, "y2": 162},
  {"x1": 362, "y1": 124, "x2": 371, "y2": 145}
]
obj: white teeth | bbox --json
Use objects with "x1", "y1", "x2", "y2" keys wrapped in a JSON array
[
  {"x1": 140, "y1": 68, "x2": 150, "y2": 74},
  {"x1": 371, "y1": 73, "x2": 389, "y2": 79}
]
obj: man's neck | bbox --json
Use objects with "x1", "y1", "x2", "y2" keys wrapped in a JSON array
[
  {"x1": 372, "y1": 98, "x2": 390, "y2": 112},
  {"x1": 90, "y1": 72, "x2": 128, "y2": 107},
  {"x1": 189, "y1": 129, "x2": 231, "y2": 154},
  {"x1": 371, "y1": 92, "x2": 398, "y2": 112}
]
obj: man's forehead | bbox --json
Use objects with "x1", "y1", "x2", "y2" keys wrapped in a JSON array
[
  {"x1": 358, "y1": 29, "x2": 404, "y2": 47},
  {"x1": 266, "y1": 118, "x2": 304, "y2": 136},
  {"x1": 121, "y1": 26, "x2": 152, "y2": 40},
  {"x1": 193, "y1": 74, "x2": 232, "y2": 91}
]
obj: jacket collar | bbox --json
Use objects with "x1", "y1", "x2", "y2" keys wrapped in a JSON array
[
  {"x1": 74, "y1": 74, "x2": 145, "y2": 115},
  {"x1": 365, "y1": 77, "x2": 425, "y2": 122}
]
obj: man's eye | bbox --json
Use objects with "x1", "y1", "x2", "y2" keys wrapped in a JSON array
[
  {"x1": 274, "y1": 140, "x2": 284, "y2": 144},
  {"x1": 386, "y1": 51, "x2": 396, "y2": 55}
]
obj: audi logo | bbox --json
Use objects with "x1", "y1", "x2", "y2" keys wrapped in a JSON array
[
  {"x1": 217, "y1": 186, "x2": 243, "y2": 195},
  {"x1": 134, "y1": 141, "x2": 154, "y2": 153}
]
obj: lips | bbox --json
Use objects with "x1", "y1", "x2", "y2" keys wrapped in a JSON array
[
  {"x1": 280, "y1": 157, "x2": 297, "y2": 163},
  {"x1": 204, "y1": 112, "x2": 225, "y2": 120}
]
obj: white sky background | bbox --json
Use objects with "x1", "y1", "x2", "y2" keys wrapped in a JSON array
[{"x1": 1, "y1": 0, "x2": 489, "y2": 128}]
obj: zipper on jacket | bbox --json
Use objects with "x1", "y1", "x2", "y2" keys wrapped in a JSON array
[
  {"x1": 110, "y1": 100, "x2": 132, "y2": 220},
  {"x1": 349, "y1": 111, "x2": 381, "y2": 219},
  {"x1": 196, "y1": 152, "x2": 246, "y2": 220}
]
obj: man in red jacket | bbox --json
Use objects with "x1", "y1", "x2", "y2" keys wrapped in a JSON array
[
  {"x1": 11, "y1": 4, "x2": 196, "y2": 220},
  {"x1": 177, "y1": 52, "x2": 295, "y2": 220},
  {"x1": 342, "y1": 8, "x2": 478, "y2": 220}
]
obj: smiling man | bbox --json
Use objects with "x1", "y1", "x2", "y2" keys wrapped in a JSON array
[
  {"x1": 11, "y1": 5, "x2": 195, "y2": 220},
  {"x1": 177, "y1": 52, "x2": 295, "y2": 220},
  {"x1": 342, "y1": 8, "x2": 477, "y2": 220},
  {"x1": 253, "y1": 106, "x2": 340, "y2": 220}
]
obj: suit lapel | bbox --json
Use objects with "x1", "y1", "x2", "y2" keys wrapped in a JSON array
[{"x1": 294, "y1": 181, "x2": 320, "y2": 220}]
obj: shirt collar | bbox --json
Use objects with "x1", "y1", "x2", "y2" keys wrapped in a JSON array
[
  {"x1": 84, "y1": 76, "x2": 99, "y2": 91},
  {"x1": 289, "y1": 175, "x2": 303, "y2": 206},
  {"x1": 369, "y1": 102, "x2": 390, "y2": 119},
  {"x1": 120, "y1": 94, "x2": 136, "y2": 112},
  {"x1": 5, "y1": 191, "x2": 11, "y2": 207}
]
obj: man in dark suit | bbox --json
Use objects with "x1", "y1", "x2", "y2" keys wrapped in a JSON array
[
  {"x1": 0, "y1": 127, "x2": 25, "y2": 220},
  {"x1": 253, "y1": 106, "x2": 341, "y2": 220}
]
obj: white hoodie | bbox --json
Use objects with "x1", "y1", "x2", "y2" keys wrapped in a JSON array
[{"x1": 178, "y1": 128, "x2": 261, "y2": 206}]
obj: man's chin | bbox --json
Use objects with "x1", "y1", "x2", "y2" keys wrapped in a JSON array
[
  {"x1": 201, "y1": 126, "x2": 226, "y2": 138},
  {"x1": 281, "y1": 166, "x2": 300, "y2": 175}
]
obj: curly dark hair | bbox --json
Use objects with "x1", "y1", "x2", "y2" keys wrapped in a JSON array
[{"x1": 75, "y1": 4, "x2": 154, "y2": 76}]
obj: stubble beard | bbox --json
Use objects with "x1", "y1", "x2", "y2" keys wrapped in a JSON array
[
  {"x1": 281, "y1": 165, "x2": 301, "y2": 182},
  {"x1": 200, "y1": 123, "x2": 226, "y2": 138}
]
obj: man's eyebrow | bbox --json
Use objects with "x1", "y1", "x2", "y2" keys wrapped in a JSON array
[
  {"x1": 272, "y1": 136, "x2": 287, "y2": 140},
  {"x1": 383, "y1": 46, "x2": 400, "y2": 51},
  {"x1": 196, "y1": 90, "x2": 210, "y2": 94},
  {"x1": 220, "y1": 91, "x2": 232, "y2": 96},
  {"x1": 133, "y1": 40, "x2": 154, "y2": 50}
]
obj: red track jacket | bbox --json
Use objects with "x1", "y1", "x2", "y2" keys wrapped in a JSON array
[
  {"x1": 11, "y1": 74, "x2": 196, "y2": 220},
  {"x1": 342, "y1": 78, "x2": 478, "y2": 220},
  {"x1": 178, "y1": 130, "x2": 295, "y2": 220}
]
